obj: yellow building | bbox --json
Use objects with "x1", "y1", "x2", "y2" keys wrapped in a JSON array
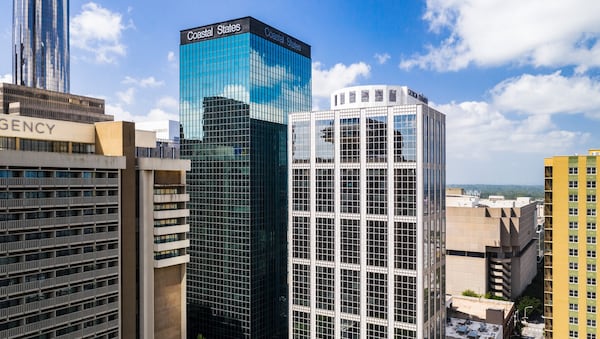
[{"x1": 544, "y1": 150, "x2": 600, "y2": 339}]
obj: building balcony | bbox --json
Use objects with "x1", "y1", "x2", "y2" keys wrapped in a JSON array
[
  {"x1": 154, "y1": 239, "x2": 190, "y2": 252},
  {"x1": 153, "y1": 193, "x2": 189, "y2": 204},
  {"x1": 153, "y1": 209, "x2": 189, "y2": 220},
  {"x1": 154, "y1": 224, "x2": 189, "y2": 236},
  {"x1": 154, "y1": 254, "x2": 189, "y2": 268}
]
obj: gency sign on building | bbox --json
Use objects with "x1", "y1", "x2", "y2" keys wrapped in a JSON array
[
  {"x1": 0, "y1": 115, "x2": 95, "y2": 143},
  {"x1": 180, "y1": 17, "x2": 311, "y2": 58}
]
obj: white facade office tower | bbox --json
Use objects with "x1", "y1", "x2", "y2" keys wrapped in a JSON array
[{"x1": 288, "y1": 85, "x2": 446, "y2": 338}]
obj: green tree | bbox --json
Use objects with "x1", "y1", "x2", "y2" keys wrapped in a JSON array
[{"x1": 517, "y1": 295, "x2": 542, "y2": 318}]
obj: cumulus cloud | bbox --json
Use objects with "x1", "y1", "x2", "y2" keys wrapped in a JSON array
[
  {"x1": 374, "y1": 53, "x2": 391, "y2": 65},
  {"x1": 438, "y1": 101, "x2": 588, "y2": 161},
  {"x1": 157, "y1": 96, "x2": 178, "y2": 111},
  {"x1": 312, "y1": 61, "x2": 371, "y2": 98},
  {"x1": 106, "y1": 103, "x2": 135, "y2": 122},
  {"x1": 122, "y1": 76, "x2": 164, "y2": 88},
  {"x1": 401, "y1": 0, "x2": 600, "y2": 71},
  {"x1": 491, "y1": 72, "x2": 600, "y2": 117},
  {"x1": 71, "y1": 2, "x2": 132, "y2": 63},
  {"x1": 0, "y1": 73, "x2": 12, "y2": 83},
  {"x1": 167, "y1": 51, "x2": 175, "y2": 62},
  {"x1": 116, "y1": 87, "x2": 135, "y2": 105}
]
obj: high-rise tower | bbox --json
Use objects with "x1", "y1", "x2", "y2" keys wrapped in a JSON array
[
  {"x1": 13, "y1": 0, "x2": 69, "y2": 93},
  {"x1": 289, "y1": 85, "x2": 446, "y2": 338},
  {"x1": 544, "y1": 150, "x2": 600, "y2": 339},
  {"x1": 180, "y1": 17, "x2": 311, "y2": 338}
]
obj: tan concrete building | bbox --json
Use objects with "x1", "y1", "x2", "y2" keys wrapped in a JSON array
[
  {"x1": 446, "y1": 190, "x2": 538, "y2": 300},
  {"x1": 0, "y1": 106, "x2": 189, "y2": 338}
]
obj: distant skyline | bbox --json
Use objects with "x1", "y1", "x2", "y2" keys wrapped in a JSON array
[{"x1": 1, "y1": 0, "x2": 599, "y2": 184}]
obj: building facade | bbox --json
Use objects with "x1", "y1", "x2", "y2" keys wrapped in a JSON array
[
  {"x1": 446, "y1": 192, "x2": 538, "y2": 300},
  {"x1": 288, "y1": 85, "x2": 445, "y2": 338},
  {"x1": 0, "y1": 111, "x2": 189, "y2": 338},
  {"x1": 544, "y1": 150, "x2": 600, "y2": 339},
  {"x1": 180, "y1": 17, "x2": 311, "y2": 338},
  {"x1": 0, "y1": 83, "x2": 112, "y2": 123},
  {"x1": 13, "y1": 0, "x2": 69, "y2": 93}
]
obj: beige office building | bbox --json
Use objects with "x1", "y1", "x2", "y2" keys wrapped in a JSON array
[
  {"x1": 0, "y1": 107, "x2": 188, "y2": 338},
  {"x1": 446, "y1": 190, "x2": 538, "y2": 300}
]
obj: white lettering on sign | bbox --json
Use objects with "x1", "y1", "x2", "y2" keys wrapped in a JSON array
[
  {"x1": 187, "y1": 27, "x2": 214, "y2": 41},
  {"x1": 217, "y1": 23, "x2": 241, "y2": 35},
  {"x1": 264, "y1": 27, "x2": 284, "y2": 44}
]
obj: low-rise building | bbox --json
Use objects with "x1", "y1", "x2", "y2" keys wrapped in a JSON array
[
  {"x1": 446, "y1": 190, "x2": 538, "y2": 300},
  {"x1": 446, "y1": 295, "x2": 515, "y2": 339}
]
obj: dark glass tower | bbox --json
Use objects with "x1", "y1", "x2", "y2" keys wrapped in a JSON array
[
  {"x1": 13, "y1": 0, "x2": 69, "y2": 93},
  {"x1": 180, "y1": 17, "x2": 311, "y2": 338}
]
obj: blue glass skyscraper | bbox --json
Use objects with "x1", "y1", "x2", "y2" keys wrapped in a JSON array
[
  {"x1": 13, "y1": 0, "x2": 69, "y2": 93},
  {"x1": 180, "y1": 17, "x2": 311, "y2": 338}
]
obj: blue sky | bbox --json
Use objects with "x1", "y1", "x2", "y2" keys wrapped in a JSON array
[{"x1": 1, "y1": 0, "x2": 600, "y2": 185}]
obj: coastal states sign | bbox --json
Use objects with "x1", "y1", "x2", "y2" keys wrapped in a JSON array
[
  {"x1": 0, "y1": 114, "x2": 95, "y2": 143},
  {"x1": 180, "y1": 17, "x2": 311, "y2": 58}
]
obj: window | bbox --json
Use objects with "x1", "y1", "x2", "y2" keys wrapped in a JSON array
[
  {"x1": 569, "y1": 208, "x2": 579, "y2": 216},
  {"x1": 588, "y1": 222, "x2": 597, "y2": 230},
  {"x1": 588, "y1": 236, "x2": 597, "y2": 244},
  {"x1": 588, "y1": 264, "x2": 597, "y2": 272},
  {"x1": 570, "y1": 221, "x2": 579, "y2": 229},
  {"x1": 570, "y1": 303, "x2": 579, "y2": 310},
  {"x1": 570, "y1": 262, "x2": 579, "y2": 270},
  {"x1": 588, "y1": 333, "x2": 597, "y2": 339},
  {"x1": 588, "y1": 250, "x2": 597, "y2": 258},
  {"x1": 588, "y1": 209, "x2": 597, "y2": 216},
  {"x1": 569, "y1": 248, "x2": 579, "y2": 256},
  {"x1": 570, "y1": 180, "x2": 578, "y2": 188},
  {"x1": 349, "y1": 91, "x2": 356, "y2": 103},
  {"x1": 570, "y1": 276, "x2": 579, "y2": 283},
  {"x1": 588, "y1": 167, "x2": 597, "y2": 175},
  {"x1": 588, "y1": 278, "x2": 597, "y2": 285},
  {"x1": 569, "y1": 235, "x2": 579, "y2": 243},
  {"x1": 589, "y1": 181, "x2": 597, "y2": 188},
  {"x1": 389, "y1": 89, "x2": 397, "y2": 102},
  {"x1": 588, "y1": 305, "x2": 597, "y2": 313},
  {"x1": 340, "y1": 93, "x2": 345, "y2": 105},
  {"x1": 570, "y1": 194, "x2": 579, "y2": 202},
  {"x1": 588, "y1": 291, "x2": 597, "y2": 299},
  {"x1": 570, "y1": 316, "x2": 579, "y2": 324},
  {"x1": 570, "y1": 330, "x2": 579, "y2": 338},
  {"x1": 361, "y1": 90, "x2": 369, "y2": 102},
  {"x1": 375, "y1": 89, "x2": 383, "y2": 102},
  {"x1": 588, "y1": 195, "x2": 597, "y2": 202},
  {"x1": 588, "y1": 319, "x2": 597, "y2": 327},
  {"x1": 570, "y1": 167, "x2": 579, "y2": 174},
  {"x1": 570, "y1": 289, "x2": 579, "y2": 297}
]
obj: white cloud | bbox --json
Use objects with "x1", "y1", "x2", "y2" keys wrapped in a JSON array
[
  {"x1": 167, "y1": 51, "x2": 175, "y2": 62},
  {"x1": 401, "y1": 0, "x2": 600, "y2": 71},
  {"x1": 437, "y1": 100, "x2": 588, "y2": 162},
  {"x1": 105, "y1": 103, "x2": 135, "y2": 122},
  {"x1": 116, "y1": 87, "x2": 135, "y2": 105},
  {"x1": 71, "y1": 2, "x2": 130, "y2": 64},
  {"x1": 122, "y1": 76, "x2": 164, "y2": 88},
  {"x1": 491, "y1": 72, "x2": 600, "y2": 117},
  {"x1": 374, "y1": 53, "x2": 391, "y2": 65},
  {"x1": 0, "y1": 73, "x2": 12, "y2": 83},
  {"x1": 157, "y1": 96, "x2": 178, "y2": 111},
  {"x1": 145, "y1": 108, "x2": 179, "y2": 122},
  {"x1": 312, "y1": 61, "x2": 371, "y2": 98}
]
